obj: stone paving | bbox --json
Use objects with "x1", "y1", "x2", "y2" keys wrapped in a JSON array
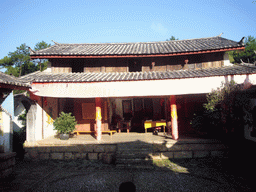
[{"x1": 0, "y1": 158, "x2": 254, "y2": 192}]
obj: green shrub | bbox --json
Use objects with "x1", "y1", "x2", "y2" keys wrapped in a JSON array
[
  {"x1": 192, "y1": 81, "x2": 253, "y2": 140},
  {"x1": 53, "y1": 112, "x2": 77, "y2": 134}
]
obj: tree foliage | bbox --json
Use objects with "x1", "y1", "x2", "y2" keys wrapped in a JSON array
[
  {"x1": 0, "y1": 41, "x2": 51, "y2": 77},
  {"x1": 233, "y1": 35, "x2": 256, "y2": 64},
  {"x1": 192, "y1": 81, "x2": 253, "y2": 141},
  {"x1": 0, "y1": 56, "x2": 13, "y2": 68},
  {"x1": 166, "y1": 36, "x2": 179, "y2": 41},
  {"x1": 204, "y1": 81, "x2": 241, "y2": 112},
  {"x1": 33, "y1": 41, "x2": 51, "y2": 71},
  {"x1": 34, "y1": 41, "x2": 51, "y2": 51}
]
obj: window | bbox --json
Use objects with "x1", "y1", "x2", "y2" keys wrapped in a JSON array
[
  {"x1": 72, "y1": 61, "x2": 84, "y2": 72},
  {"x1": 128, "y1": 59, "x2": 142, "y2": 72}
]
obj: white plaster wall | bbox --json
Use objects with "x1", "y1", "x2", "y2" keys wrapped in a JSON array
[
  {"x1": 26, "y1": 103, "x2": 44, "y2": 142},
  {"x1": 35, "y1": 103, "x2": 43, "y2": 141},
  {"x1": 27, "y1": 101, "x2": 57, "y2": 142},
  {"x1": 1, "y1": 112, "x2": 12, "y2": 152},
  {"x1": 42, "y1": 110, "x2": 55, "y2": 139}
]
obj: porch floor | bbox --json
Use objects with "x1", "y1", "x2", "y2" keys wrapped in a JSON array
[{"x1": 25, "y1": 132, "x2": 218, "y2": 146}]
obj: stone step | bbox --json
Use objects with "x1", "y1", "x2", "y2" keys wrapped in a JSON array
[
  {"x1": 116, "y1": 156, "x2": 152, "y2": 161},
  {"x1": 116, "y1": 153, "x2": 152, "y2": 160},
  {"x1": 117, "y1": 143, "x2": 153, "y2": 150},
  {"x1": 116, "y1": 150, "x2": 152, "y2": 155},
  {"x1": 116, "y1": 164, "x2": 154, "y2": 169},
  {"x1": 116, "y1": 158, "x2": 153, "y2": 165},
  {"x1": 117, "y1": 146, "x2": 153, "y2": 151},
  {"x1": 116, "y1": 144, "x2": 154, "y2": 168}
]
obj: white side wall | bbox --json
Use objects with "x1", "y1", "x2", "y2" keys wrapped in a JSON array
[
  {"x1": 0, "y1": 111, "x2": 13, "y2": 152},
  {"x1": 26, "y1": 103, "x2": 43, "y2": 142},
  {"x1": 42, "y1": 109, "x2": 55, "y2": 139},
  {"x1": 27, "y1": 101, "x2": 57, "y2": 142}
]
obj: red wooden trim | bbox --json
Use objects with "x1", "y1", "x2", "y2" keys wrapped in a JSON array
[{"x1": 30, "y1": 47, "x2": 245, "y2": 59}]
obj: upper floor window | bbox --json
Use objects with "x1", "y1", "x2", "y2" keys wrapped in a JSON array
[
  {"x1": 128, "y1": 59, "x2": 142, "y2": 72},
  {"x1": 72, "y1": 63, "x2": 84, "y2": 73}
]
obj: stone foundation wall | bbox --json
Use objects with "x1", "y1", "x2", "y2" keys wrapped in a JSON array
[
  {"x1": 24, "y1": 140, "x2": 228, "y2": 161},
  {"x1": 151, "y1": 141, "x2": 228, "y2": 159},
  {"x1": 25, "y1": 144, "x2": 117, "y2": 161}
]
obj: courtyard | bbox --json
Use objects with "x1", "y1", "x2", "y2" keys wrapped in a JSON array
[{"x1": 0, "y1": 156, "x2": 254, "y2": 191}]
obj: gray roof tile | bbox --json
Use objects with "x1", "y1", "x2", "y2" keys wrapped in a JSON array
[
  {"x1": 0, "y1": 72, "x2": 30, "y2": 87},
  {"x1": 19, "y1": 65, "x2": 256, "y2": 83},
  {"x1": 30, "y1": 36, "x2": 244, "y2": 57}
]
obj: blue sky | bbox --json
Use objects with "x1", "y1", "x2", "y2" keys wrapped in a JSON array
[{"x1": 0, "y1": 0, "x2": 255, "y2": 60}]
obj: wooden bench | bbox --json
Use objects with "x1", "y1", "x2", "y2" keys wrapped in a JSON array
[{"x1": 74, "y1": 130, "x2": 117, "y2": 136}]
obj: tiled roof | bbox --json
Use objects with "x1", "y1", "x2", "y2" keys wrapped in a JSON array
[
  {"x1": 0, "y1": 72, "x2": 30, "y2": 87},
  {"x1": 19, "y1": 65, "x2": 256, "y2": 83},
  {"x1": 30, "y1": 36, "x2": 244, "y2": 57}
]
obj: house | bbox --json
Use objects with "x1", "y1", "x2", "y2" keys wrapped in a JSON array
[{"x1": 20, "y1": 35, "x2": 256, "y2": 141}]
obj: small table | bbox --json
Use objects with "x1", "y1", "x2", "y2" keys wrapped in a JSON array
[{"x1": 144, "y1": 120, "x2": 166, "y2": 133}]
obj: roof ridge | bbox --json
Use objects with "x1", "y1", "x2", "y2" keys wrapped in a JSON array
[
  {"x1": 19, "y1": 70, "x2": 41, "y2": 79},
  {"x1": 31, "y1": 36, "x2": 244, "y2": 56},
  {"x1": 49, "y1": 36, "x2": 225, "y2": 46}
]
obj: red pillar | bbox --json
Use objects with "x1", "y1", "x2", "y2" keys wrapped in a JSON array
[
  {"x1": 170, "y1": 95, "x2": 179, "y2": 140},
  {"x1": 95, "y1": 98, "x2": 102, "y2": 141}
]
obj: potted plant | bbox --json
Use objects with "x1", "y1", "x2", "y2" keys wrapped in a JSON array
[{"x1": 53, "y1": 112, "x2": 77, "y2": 140}]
